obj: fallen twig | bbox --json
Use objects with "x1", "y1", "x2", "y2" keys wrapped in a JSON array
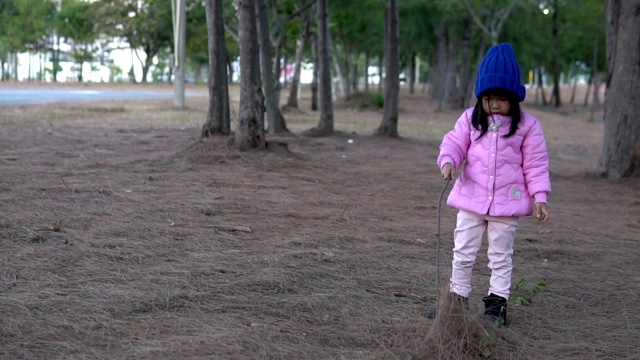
[{"x1": 204, "y1": 224, "x2": 252, "y2": 233}]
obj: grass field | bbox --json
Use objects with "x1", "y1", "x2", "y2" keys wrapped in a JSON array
[{"x1": 0, "y1": 82, "x2": 638, "y2": 359}]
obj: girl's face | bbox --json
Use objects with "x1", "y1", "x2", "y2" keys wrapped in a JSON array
[{"x1": 482, "y1": 95, "x2": 510, "y2": 115}]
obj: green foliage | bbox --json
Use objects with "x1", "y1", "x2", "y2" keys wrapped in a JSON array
[
  {"x1": 95, "y1": 0, "x2": 173, "y2": 81},
  {"x1": 108, "y1": 64, "x2": 123, "y2": 82},
  {"x1": 46, "y1": 63, "x2": 63, "y2": 74},
  {"x1": 186, "y1": 0, "x2": 208, "y2": 67},
  {"x1": 0, "y1": 0, "x2": 55, "y2": 55},
  {"x1": 329, "y1": 0, "x2": 384, "y2": 56},
  {"x1": 476, "y1": 332, "x2": 495, "y2": 358},
  {"x1": 346, "y1": 92, "x2": 384, "y2": 110},
  {"x1": 371, "y1": 92, "x2": 384, "y2": 108},
  {"x1": 512, "y1": 276, "x2": 548, "y2": 306},
  {"x1": 0, "y1": 0, "x2": 608, "y2": 92},
  {"x1": 56, "y1": 0, "x2": 99, "y2": 45},
  {"x1": 504, "y1": 0, "x2": 605, "y2": 77},
  {"x1": 51, "y1": 0, "x2": 102, "y2": 81},
  {"x1": 150, "y1": 59, "x2": 169, "y2": 83}
]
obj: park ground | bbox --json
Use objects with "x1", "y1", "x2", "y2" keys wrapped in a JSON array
[{"x1": 0, "y1": 82, "x2": 639, "y2": 359}]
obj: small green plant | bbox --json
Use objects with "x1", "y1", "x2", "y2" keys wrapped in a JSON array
[
  {"x1": 473, "y1": 331, "x2": 496, "y2": 358},
  {"x1": 512, "y1": 277, "x2": 547, "y2": 305},
  {"x1": 147, "y1": 175, "x2": 155, "y2": 181},
  {"x1": 371, "y1": 92, "x2": 384, "y2": 108},
  {"x1": 346, "y1": 92, "x2": 385, "y2": 110}
]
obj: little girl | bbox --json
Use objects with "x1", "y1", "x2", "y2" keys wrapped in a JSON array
[{"x1": 436, "y1": 43, "x2": 551, "y2": 325}]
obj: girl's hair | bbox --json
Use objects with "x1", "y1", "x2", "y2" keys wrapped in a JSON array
[{"x1": 471, "y1": 89, "x2": 522, "y2": 139}]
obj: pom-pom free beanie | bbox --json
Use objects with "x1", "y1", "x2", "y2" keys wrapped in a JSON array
[{"x1": 475, "y1": 43, "x2": 526, "y2": 102}]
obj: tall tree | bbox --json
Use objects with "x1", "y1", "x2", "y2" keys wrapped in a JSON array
[
  {"x1": 399, "y1": 2, "x2": 434, "y2": 95},
  {"x1": 464, "y1": 0, "x2": 516, "y2": 45},
  {"x1": 259, "y1": 0, "x2": 314, "y2": 103},
  {"x1": 285, "y1": 10, "x2": 312, "y2": 109},
  {"x1": 185, "y1": 0, "x2": 209, "y2": 83},
  {"x1": 377, "y1": 0, "x2": 399, "y2": 137},
  {"x1": 309, "y1": 29, "x2": 319, "y2": 110},
  {"x1": 95, "y1": 0, "x2": 173, "y2": 83},
  {"x1": 123, "y1": 0, "x2": 173, "y2": 83},
  {"x1": 598, "y1": 0, "x2": 640, "y2": 179},
  {"x1": 0, "y1": 0, "x2": 55, "y2": 81},
  {"x1": 234, "y1": 0, "x2": 266, "y2": 150},
  {"x1": 307, "y1": 0, "x2": 333, "y2": 136},
  {"x1": 202, "y1": 0, "x2": 231, "y2": 137},
  {"x1": 548, "y1": 0, "x2": 562, "y2": 107},
  {"x1": 55, "y1": 0, "x2": 100, "y2": 82},
  {"x1": 256, "y1": 0, "x2": 288, "y2": 134}
]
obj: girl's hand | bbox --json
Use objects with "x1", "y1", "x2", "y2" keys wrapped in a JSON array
[
  {"x1": 535, "y1": 202, "x2": 549, "y2": 222},
  {"x1": 441, "y1": 163, "x2": 456, "y2": 180}
]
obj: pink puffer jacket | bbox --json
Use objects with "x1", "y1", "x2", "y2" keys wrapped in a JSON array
[{"x1": 437, "y1": 108, "x2": 551, "y2": 217}]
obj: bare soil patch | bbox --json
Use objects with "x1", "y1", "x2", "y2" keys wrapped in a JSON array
[{"x1": 0, "y1": 83, "x2": 638, "y2": 359}]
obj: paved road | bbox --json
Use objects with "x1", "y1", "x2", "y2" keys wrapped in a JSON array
[{"x1": 0, "y1": 88, "x2": 175, "y2": 105}]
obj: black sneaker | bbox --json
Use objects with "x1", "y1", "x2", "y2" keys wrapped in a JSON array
[
  {"x1": 427, "y1": 293, "x2": 469, "y2": 319},
  {"x1": 483, "y1": 293, "x2": 507, "y2": 326}
]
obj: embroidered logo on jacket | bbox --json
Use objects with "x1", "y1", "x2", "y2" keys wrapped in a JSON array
[{"x1": 511, "y1": 186, "x2": 521, "y2": 199}]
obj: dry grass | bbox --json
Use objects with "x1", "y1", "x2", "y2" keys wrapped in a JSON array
[
  {"x1": 393, "y1": 289, "x2": 527, "y2": 360},
  {"x1": 0, "y1": 82, "x2": 638, "y2": 359}
]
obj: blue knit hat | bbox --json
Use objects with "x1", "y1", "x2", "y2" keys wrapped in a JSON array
[{"x1": 475, "y1": 43, "x2": 526, "y2": 102}]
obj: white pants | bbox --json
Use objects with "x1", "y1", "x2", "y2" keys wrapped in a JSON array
[{"x1": 449, "y1": 210, "x2": 519, "y2": 299}]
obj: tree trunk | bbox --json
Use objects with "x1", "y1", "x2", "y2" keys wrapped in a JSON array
[
  {"x1": 328, "y1": 32, "x2": 348, "y2": 99},
  {"x1": 534, "y1": 72, "x2": 539, "y2": 105},
  {"x1": 377, "y1": 55, "x2": 383, "y2": 93},
  {"x1": 77, "y1": 60, "x2": 84, "y2": 82},
  {"x1": 13, "y1": 53, "x2": 18, "y2": 81},
  {"x1": 377, "y1": 0, "x2": 399, "y2": 137},
  {"x1": 551, "y1": 73, "x2": 561, "y2": 107},
  {"x1": 592, "y1": 77, "x2": 602, "y2": 106},
  {"x1": 351, "y1": 63, "x2": 358, "y2": 92},
  {"x1": 227, "y1": 60, "x2": 234, "y2": 84},
  {"x1": 202, "y1": 0, "x2": 231, "y2": 137},
  {"x1": 286, "y1": 12, "x2": 312, "y2": 109},
  {"x1": 457, "y1": 17, "x2": 473, "y2": 109},
  {"x1": 308, "y1": 0, "x2": 333, "y2": 135},
  {"x1": 234, "y1": 0, "x2": 266, "y2": 150},
  {"x1": 431, "y1": 20, "x2": 447, "y2": 101},
  {"x1": 273, "y1": 36, "x2": 283, "y2": 97},
  {"x1": 53, "y1": 34, "x2": 60, "y2": 82},
  {"x1": 282, "y1": 54, "x2": 288, "y2": 88},
  {"x1": 337, "y1": 23, "x2": 353, "y2": 99},
  {"x1": 256, "y1": 0, "x2": 287, "y2": 133},
  {"x1": 550, "y1": 0, "x2": 561, "y2": 107},
  {"x1": 583, "y1": 70, "x2": 592, "y2": 106},
  {"x1": 569, "y1": 62, "x2": 578, "y2": 104},
  {"x1": 27, "y1": 52, "x2": 32, "y2": 81},
  {"x1": 598, "y1": 0, "x2": 640, "y2": 179},
  {"x1": 407, "y1": 52, "x2": 415, "y2": 94},
  {"x1": 141, "y1": 61, "x2": 151, "y2": 83},
  {"x1": 468, "y1": 40, "x2": 488, "y2": 105},
  {"x1": 590, "y1": 75, "x2": 599, "y2": 121},
  {"x1": 465, "y1": 0, "x2": 515, "y2": 46},
  {"x1": 591, "y1": 35, "x2": 602, "y2": 110},
  {"x1": 439, "y1": 30, "x2": 457, "y2": 111},
  {"x1": 310, "y1": 30, "x2": 318, "y2": 111},
  {"x1": 382, "y1": 7, "x2": 388, "y2": 92},
  {"x1": 364, "y1": 51, "x2": 370, "y2": 93},
  {"x1": 537, "y1": 67, "x2": 548, "y2": 106}
]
